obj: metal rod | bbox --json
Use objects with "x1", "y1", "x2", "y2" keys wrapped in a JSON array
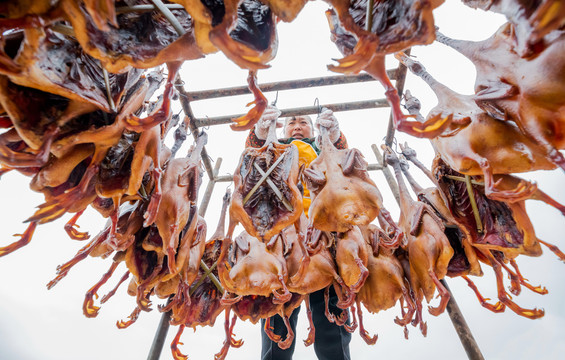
[
  {"x1": 176, "y1": 85, "x2": 216, "y2": 180},
  {"x1": 199, "y1": 158, "x2": 223, "y2": 217},
  {"x1": 194, "y1": 98, "x2": 390, "y2": 128},
  {"x1": 384, "y1": 49, "x2": 411, "y2": 147},
  {"x1": 185, "y1": 72, "x2": 396, "y2": 101},
  {"x1": 150, "y1": 0, "x2": 185, "y2": 36},
  {"x1": 441, "y1": 279, "x2": 485, "y2": 360},
  {"x1": 146, "y1": 307, "x2": 171, "y2": 360},
  {"x1": 371, "y1": 144, "x2": 400, "y2": 206}
]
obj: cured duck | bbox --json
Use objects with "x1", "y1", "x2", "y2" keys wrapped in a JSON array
[{"x1": 229, "y1": 119, "x2": 302, "y2": 246}]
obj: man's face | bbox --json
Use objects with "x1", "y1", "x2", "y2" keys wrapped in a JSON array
[{"x1": 284, "y1": 116, "x2": 313, "y2": 139}]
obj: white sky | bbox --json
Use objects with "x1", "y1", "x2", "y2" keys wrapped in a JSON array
[{"x1": 1, "y1": 1, "x2": 565, "y2": 360}]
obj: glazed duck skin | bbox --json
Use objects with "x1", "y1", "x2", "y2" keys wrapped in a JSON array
[
  {"x1": 229, "y1": 126, "x2": 302, "y2": 244},
  {"x1": 433, "y1": 158, "x2": 542, "y2": 259},
  {"x1": 355, "y1": 225, "x2": 416, "y2": 344},
  {"x1": 164, "y1": 190, "x2": 232, "y2": 327},
  {"x1": 218, "y1": 230, "x2": 291, "y2": 303},
  {"x1": 462, "y1": 0, "x2": 565, "y2": 56},
  {"x1": 397, "y1": 52, "x2": 555, "y2": 202},
  {"x1": 324, "y1": 1, "x2": 450, "y2": 139},
  {"x1": 62, "y1": 0, "x2": 204, "y2": 73},
  {"x1": 0, "y1": 28, "x2": 113, "y2": 112},
  {"x1": 435, "y1": 25, "x2": 565, "y2": 171},
  {"x1": 398, "y1": 145, "x2": 482, "y2": 277},
  {"x1": 154, "y1": 132, "x2": 207, "y2": 274},
  {"x1": 305, "y1": 128, "x2": 399, "y2": 238},
  {"x1": 385, "y1": 147, "x2": 453, "y2": 317}
]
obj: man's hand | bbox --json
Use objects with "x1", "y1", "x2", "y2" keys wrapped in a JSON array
[
  {"x1": 315, "y1": 108, "x2": 340, "y2": 143},
  {"x1": 255, "y1": 105, "x2": 281, "y2": 140}
]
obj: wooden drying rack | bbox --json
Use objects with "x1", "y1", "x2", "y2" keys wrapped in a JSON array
[
  {"x1": 145, "y1": 62, "x2": 484, "y2": 360},
  {"x1": 141, "y1": 1, "x2": 484, "y2": 358}
]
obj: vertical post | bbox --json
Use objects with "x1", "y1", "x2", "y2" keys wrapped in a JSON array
[
  {"x1": 199, "y1": 158, "x2": 223, "y2": 217},
  {"x1": 371, "y1": 144, "x2": 400, "y2": 206},
  {"x1": 384, "y1": 48, "x2": 411, "y2": 147},
  {"x1": 441, "y1": 279, "x2": 485, "y2": 360},
  {"x1": 146, "y1": 310, "x2": 171, "y2": 360}
]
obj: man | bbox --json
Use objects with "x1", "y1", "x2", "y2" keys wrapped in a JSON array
[{"x1": 245, "y1": 105, "x2": 352, "y2": 360}]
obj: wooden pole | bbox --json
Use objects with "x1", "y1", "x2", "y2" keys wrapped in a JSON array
[
  {"x1": 199, "y1": 158, "x2": 223, "y2": 217},
  {"x1": 193, "y1": 98, "x2": 390, "y2": 128},
  {"x1": 184, "y1": 72, "x2": 396, "y2": 101},
  {"x1": 442, "y1": 279, "x2": 485, "y2": 360},
  {"x1": 384, "y1": 48, "x2": 411, "y2": 147},
  {"x1": 175, "y1": 85, "x2": 215, "y2": 180},
  {"x1": 146, "y1": 309, "x2": 171, "y2": 360},
  {"x1": 371, "y1": 144, "x2": 401, "y2": 206}
]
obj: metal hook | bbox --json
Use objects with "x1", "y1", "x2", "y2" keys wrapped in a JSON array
[
  {"x1": 313, "y1": 98, "x2": 322, "y2": 116},
  {"x1": 381, "y1": 136, "x2": 401, "y2": 154},
  {"x1": 271, "y1": 91, "x2": 279, "y2": 107},
  {"x1": 226, "y1": 181, "x2": 234, "y2": 191}
]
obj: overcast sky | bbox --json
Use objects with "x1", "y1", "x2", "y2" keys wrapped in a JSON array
[{"x1": 1, "y1": 1, "x2": 564, "y2": 360}]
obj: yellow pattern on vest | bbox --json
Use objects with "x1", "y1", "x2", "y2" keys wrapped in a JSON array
[{"x1": 290, "y1": 140, "x2": 318, "y2": 217}]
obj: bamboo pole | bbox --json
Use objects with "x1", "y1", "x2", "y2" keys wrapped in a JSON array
[
  {"x1": 199, "y1": 158, "x2": 223, "y2": 217},
  {"x1": 203, "y1": 161, "x2": 383, "y2": 184},
  {"x1": 116, "y1": 4, "x2": 184, "y2": 14},
  {"x1": 384, "y1": 48, "x2": 411, "y2": 147},
  {"x1": 146, "y1": 309, "x2": 171, "y2": 360},
  {"x1": 371, "y1": 144, "x2": 401, "y2": 206},
  {"x1": 194, "y1": 98, "x2": 390, "y2": 128},
  {"x1": 214, "y1": 175, "x2": 235, "y2": 183},
  {"x1": 150, "y1": 0, "x2": 184, "y2": 35},
  {"x1": 185, "y1": 72, "x2": 396, "y2": 101},
  {"x1": 176, "y1": 85, "x2": 216, "y2": 180}
]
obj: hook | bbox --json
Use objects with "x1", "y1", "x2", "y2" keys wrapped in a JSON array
[
  {"x1": 271, "y1": 91, "x2": 279, "y2": 107},
  {"x1": 226, "y1": 181, "x2": 234, "y2": 191},
  {"x1": 313, "y1": 98, "x2": 322, "y2": 116},
  {"x1": 380, "y1": 136, "x2": 401, "y2": 154}
]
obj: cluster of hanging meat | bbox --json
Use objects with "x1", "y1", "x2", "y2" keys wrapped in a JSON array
[
  {"x1": 207, "y1": 122, "x2": 453, "y2": 354},
  {"x1": 0, "y1": 0, "x2": 472, "y2": 138},
  {"x1": 392, "y1": 3, "x2": 565, "y2": 319},
  {"x1": 1, "y1": 1, "x2": 564, "y2": 359}
]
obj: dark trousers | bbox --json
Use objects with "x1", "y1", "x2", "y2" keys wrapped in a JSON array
[{"x1": 260, "y1": 287, "x2": 351, "y2": 360}]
